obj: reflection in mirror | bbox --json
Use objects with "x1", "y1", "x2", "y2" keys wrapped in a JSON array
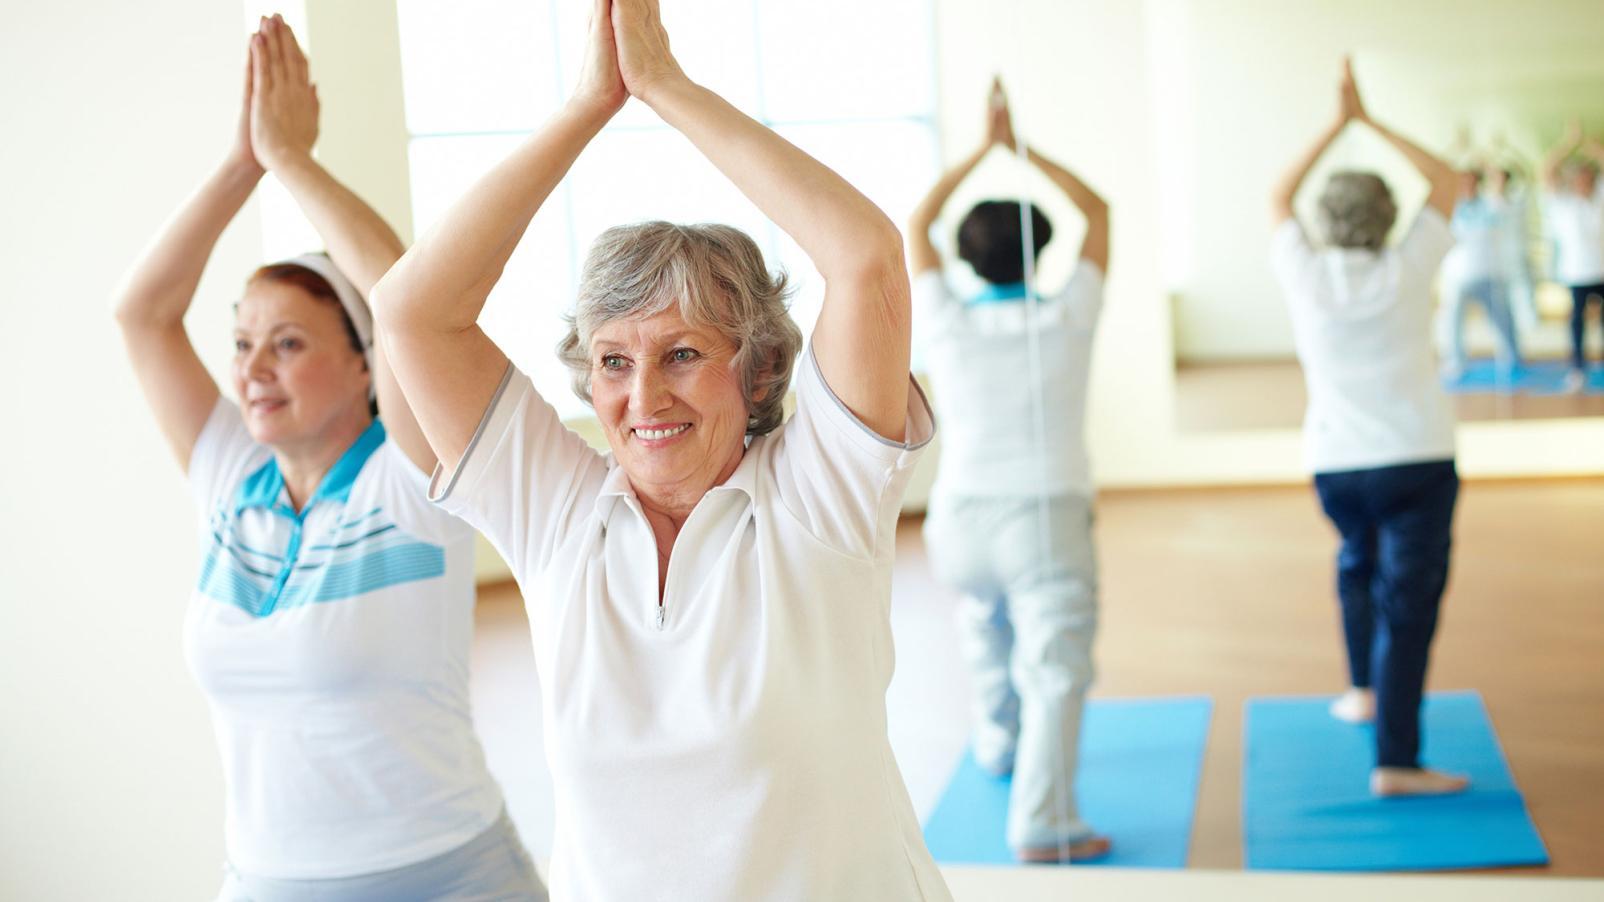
[{"x1": 1162, "y1": 0, "x2": 1604, "y2": 431}]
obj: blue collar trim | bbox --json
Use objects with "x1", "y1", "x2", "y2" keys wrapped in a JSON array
[
  {"x1": 233, "y1": 419, "x2": 387, "y2": 515},
  {"x1": 968, "y1": 281, "x2": 1031, "y2": 305}
]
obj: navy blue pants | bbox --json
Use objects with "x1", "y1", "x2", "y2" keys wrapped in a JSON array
[
  {"x1": 1314, "y1": 460, "x2": 1459, "y2": 769},
  {"x1": 1569, "y1": 282, "x2": 1604, "y2": 371}
]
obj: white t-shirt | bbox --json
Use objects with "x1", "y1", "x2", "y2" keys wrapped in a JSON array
[
  {"x1": 186, "y1": 400, "x2": 502, "y2": 879},
  {"x1": 430, "y1": 347, "x2": 952, "y2": 902},
  {"x1": 1270, "y1": 209, "x2": 1458, "y2": 473},
  {"x1": 1446, "y1": 195, "x2": 1521, "y2": 283},
  {"x1": 1545, "y1": 182, "x2": 1604, "y2": 285},
  {"x1": 914, "y1": 265, "x2": 1104, "y2": 499}
]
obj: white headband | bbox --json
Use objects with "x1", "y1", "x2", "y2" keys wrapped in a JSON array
[{"x1": 274, "y1": 252, "x2": 372, "y2": 364}]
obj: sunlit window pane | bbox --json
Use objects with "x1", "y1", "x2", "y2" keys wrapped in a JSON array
[
  {"x1": 756, "y1": 0, "x2": 935, "y2": 122},
  {"x1": 409, "y1": 134, "x2": 585, "y2": 417},
  {"x1": 551, "y1": 0, "x2": 764, "y2": 129},
  {"x1": 400, "y1": 0, "x2": 936, "y2": 400},
  {"x1": 396, "y1": 0, "x2": 559, "y2": 135},
  {"x1": 565, "y1": 128, "x2": 775, "y2": 259}
]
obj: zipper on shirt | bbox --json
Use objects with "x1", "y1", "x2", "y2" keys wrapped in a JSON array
[
  {"x1": 260, "y1": 515, "x2": 303, "y2": 617},
  {"x1": 654, "y1": 602, "x2": 666, "y2": 631}
]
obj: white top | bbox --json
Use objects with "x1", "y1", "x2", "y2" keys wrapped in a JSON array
[
  {"x1": 1545, "y1": 181, "x2": 1604, "y2": 285},
  {"x1": 1270, "y1": 209, "x2": 1458, "y2": 473},
  {"x1": 1446, "y1": 195, "x2": 1523, "y2": 283},
  {"x1": 430, "y1": 348, "x2": 952, "y2": 902},
  {"x1": 186, "y1": 400, "x2": 502, "y2": 879},
  {"x1": 913, "y1": 264, "x2": 1104, "y2": 499}
]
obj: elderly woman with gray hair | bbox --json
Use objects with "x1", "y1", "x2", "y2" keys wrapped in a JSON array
[
  {"x1": 372, "y1": 0, "x2": 950, "y2": 899},
  {"x1": 1269, "y1": 58, "x2": 1468, "y2": 798}
]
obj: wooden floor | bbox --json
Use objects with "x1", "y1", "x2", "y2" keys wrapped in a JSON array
[
  {"x1": 1073, "y1": 478, "x2": 1604, "y2": 876},
  {"x1": 1174, "y1": 359, "x2": 1604, "y2": 432},
  {"x1": 471, "y1": 477, "x2": 1604, "y2": 880}
]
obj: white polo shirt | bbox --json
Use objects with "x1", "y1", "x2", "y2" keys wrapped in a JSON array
[
  {"x1": 1270, "y1": 209, "x2": 1457, "y2": 474},
  {"x1": 186, "y1": 400, "x2": 503, "y2": 879},
  {"x1": 430, "y1": 347, "x2": 952, "y2": 902},
  {"x1": 1544, "y1": 182, "x2": 1604, "y2": 285},
  {"x1": 914, "y1": 264, "x2": 1103, "y2": 499}
]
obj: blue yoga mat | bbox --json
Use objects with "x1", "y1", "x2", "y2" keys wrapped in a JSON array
[
  {"x1": 922, "y1": 696, "x2": 1212, "y2": 868},
  {"x1": 1444, "y1": 359, "x2": 1604, "y2": 395},
  {"x1": 1243, "y1": 690, "x2": 1548, "y2": 871}
]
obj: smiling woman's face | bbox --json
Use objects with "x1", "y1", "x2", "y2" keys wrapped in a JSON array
[
  {"x1": 588, "y1": 307, "x2": 752, "y2": 507},
  {"x1": 232, "y1": 280, "x2": 370, "y2": 452}
]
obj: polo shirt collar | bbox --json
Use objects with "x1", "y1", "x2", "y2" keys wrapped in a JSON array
[
  {"x1": 969, "y1": 281, "x2": 1031, "y2": 305},
  {"x1": 233, "y1": 418, "x2": 388, "y2": 514},
  {"x1": 593, "y1": 440, "x2": 760, "y2": 521}
]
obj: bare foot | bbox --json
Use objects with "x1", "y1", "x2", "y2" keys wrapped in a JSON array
[
  {"x1": 1015, "y1": 835, "x2": 1113, "y2": 864},
  {"x1": 1329, "y1": 687, "x2": 1375, "y2": 724},
  {"x1": 1371, "y1": 767, "x2": 1470, "y2": 797}
]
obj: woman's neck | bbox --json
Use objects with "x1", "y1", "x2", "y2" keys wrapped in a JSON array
[{"x1": 273, "y1": 410, "x2": 372, "y2": 513}]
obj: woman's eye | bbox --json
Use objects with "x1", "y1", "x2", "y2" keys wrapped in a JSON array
[
  {"x1": 671, "y1": 348, "x2": 698, "y2": 362},
  {"x1": 234, "y1": 339, "x2": 249, "y2": 353},
  {"x1": 277, "y1": 338, "x2": 301, "y2": 352},
  {"x1": 601, "y1": 354, "x2": 627, "y2": 370}
]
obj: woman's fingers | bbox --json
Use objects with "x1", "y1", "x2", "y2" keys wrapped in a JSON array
[
  {"x1": 278, "y1": 17, "x2": 310, "y2": 85},
  {"x1": 250, "y1": 31, "x2": 268, "y2": 92},
  {"x1": 263, "y1": 14, "x2": 288, "y2": 82}
]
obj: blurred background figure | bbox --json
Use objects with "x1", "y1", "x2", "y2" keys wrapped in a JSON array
[
  {"x1": 112, "y1": 16, "x2": 544, "y2": 901},
  {"x1": 1441, "y1": 160, "x2": 1526, "y2": 381},
  {"x1": 907, "y1": 78, "x2": 1112, "y2": 863},
  {"x1": 1541, "y1": 120, "x2": 1604, "y2": 392}
]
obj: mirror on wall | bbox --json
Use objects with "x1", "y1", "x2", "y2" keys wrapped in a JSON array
[{"x1": 1158, "y1": 0, "x2": 1604, "y2": 432}]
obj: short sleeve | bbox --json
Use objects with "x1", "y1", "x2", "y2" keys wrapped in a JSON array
[
  {"x1": 428, "y1": 364, "x2": 609, "y2": 579},
  {"x1": 1269, "y1": 217, "x2": 1318, "y2": 294},
  {"x1": 1399, "y1": 207, "x2": 1456, "y2": 277},
  {"x1": 362, "y1": 441, "x2": 475, "y2": 546},
  {"x1": 768, "y1": 346, "x2": 935, "y2": 559},
  {"x1": 187, "y1": 397, "x2": 268, "y2": 516},
  {"x1": 1056, "y1": 261, "x2": 1106, "y2": 331}
]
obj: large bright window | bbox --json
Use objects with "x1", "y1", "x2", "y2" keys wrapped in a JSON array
[{"x1": 396, "y1": 0, "x2": 939, "y2": 418}]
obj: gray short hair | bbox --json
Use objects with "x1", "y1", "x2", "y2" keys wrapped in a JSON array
[
  {"x1": 556, "y1": 222, "x2": 803, "y2": 436},
  {"x1": 1317, "y1": 171, "x2": 1397, "y2": 251}
]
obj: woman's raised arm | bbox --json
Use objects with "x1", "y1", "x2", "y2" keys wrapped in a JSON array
[
  {"x1": 613, "y1": 0, "x2": 912, "y2": 441},
  {"x1": 372, "y1": 0, "x2": 627, "y2": 473},
  {"x1": 113, "y1": 41, "x2": 261, "y2": 470},
  {"x1": 246, "y1": 17, "x2": 439, "y2": 471}
]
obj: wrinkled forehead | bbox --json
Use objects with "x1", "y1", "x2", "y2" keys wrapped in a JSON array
[{"x1": 588, "y1": 307, "x2": 728, "y2": 352}]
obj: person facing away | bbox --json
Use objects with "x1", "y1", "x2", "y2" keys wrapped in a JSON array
[
  {"x1": 370, "y1": 0, "x2": 954, "y2": 899},
  {"x1": 1267, "y1": 56, "x2": 1469, "y2": 798},
  {"x1": 906, "y1": 78, "x2": 1113, "y2": 863},
  {"x1": 1442, "y1": 166, "x2": 1524, "y2": 378},
  {"x1": 1540, "y1": 120, "x2": 1604, "y2": 392},
  {"x1": 112, "y1": 15, "x2": 544, "y2": 901}
]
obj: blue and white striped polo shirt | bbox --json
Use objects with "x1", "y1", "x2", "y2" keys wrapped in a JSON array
[{"x1": 184, "y1": 398, "x2": 503, "y2": 879}]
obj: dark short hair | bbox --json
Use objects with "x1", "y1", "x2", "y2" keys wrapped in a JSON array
[{"x1": 957, "y1": 200, "x2": 1052, "y2": 284}]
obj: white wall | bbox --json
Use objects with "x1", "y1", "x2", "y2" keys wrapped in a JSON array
[{"x1": 0, "y1": 2, "x2": 259, "y2": 899}]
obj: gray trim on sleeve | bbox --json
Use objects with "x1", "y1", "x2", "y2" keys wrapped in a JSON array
[
  {"x1": 806, "y1": 346, "x2": 936, "y2": 452},
  {"x1": 427, "y1": 363, "x2": 516, "y2": 504}
]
